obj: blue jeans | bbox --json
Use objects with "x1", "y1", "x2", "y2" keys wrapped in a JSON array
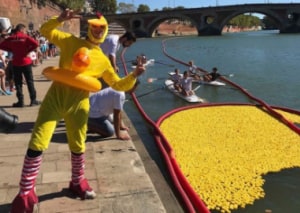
[{"x1": 87, "y1": 116, "x2": 114, "y2": 137}]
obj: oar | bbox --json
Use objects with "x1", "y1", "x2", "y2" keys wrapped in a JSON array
[
  {"x1": 195, "y1": 73, "x2": 234, "y2": 79},
  {"x1": 155, "y1": 61, "x2": 175, "y2": 67},
  {"x1": 147, "y1": 78, "x2": 202, "y2": 92},
  {"x1": 117, "y1": 59, "x2": 135, "y2": 65},
  {"x1": 147, "y1": 76, "x2": 182, "y2": 83},
  {"x1": 147, "y1": 77, "x2": 165, "y2": 83},
  {"x1": 126, "y1": 87, "x2": 163, "y2": 101},
  {"x1": 193, "y1": 85, "x2": 201, "y2": 91},
  {"x1": 221, "y1": 74, "x2": 234, "y2": 78}
]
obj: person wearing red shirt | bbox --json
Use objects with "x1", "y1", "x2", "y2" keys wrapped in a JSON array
[{"x1": 0, "y1": 23, "x2": 40, "y2": 107}]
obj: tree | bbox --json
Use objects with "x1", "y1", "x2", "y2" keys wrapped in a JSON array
[
  {"x1": 162, "y1": 7, "x2": 172, "y2": 11},
  {"x1": 89, "y1": 0, "x2": 117, "y2": 14},
  {"x1": 161, "y1": 6, "x2": 184, "y2": 11},
  {"x1": 48, "y1": 0, "x2": 85, "y2": 10},
  {"x1": 229, "y1": 14, "x2": 262, "y2": 28},
  {"x1": 137, "y1": 4, "x2": 150, "y2": 13},
  {"x1": 118, "y1": 2, "x2": 136, "y2": 13},
  {"x1": 174, "y1": 6, "x2": 185, "y2": 10}
]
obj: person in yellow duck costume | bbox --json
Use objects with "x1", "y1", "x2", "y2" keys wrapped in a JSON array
[{"x1": 10, "y1": 8, "x2": 146, "y2": 213}]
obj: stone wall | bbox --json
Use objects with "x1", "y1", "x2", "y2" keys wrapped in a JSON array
[{"x1": 0, "y1": 0, "x2": 79, "y2": 36}]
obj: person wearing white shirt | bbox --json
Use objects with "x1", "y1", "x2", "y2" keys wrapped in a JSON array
[
  {"x1": 179, "y1": 71, "x2": 194, "y2": 96},
  {"x1": 188, "y1": 60, "x2": 198, "y2": 75},
  {"x1": 88, "y1": 81, "x2": 139, "y2": 140},
  {"x1": 0, "y1": 48, "x2": 9, "y2": 95},
  {"x1": 170, "y1": 68, "x2": 182, "y2": 91},
  {"x1": 100, "y1": 31, "x2": 136, "y2": 73}
]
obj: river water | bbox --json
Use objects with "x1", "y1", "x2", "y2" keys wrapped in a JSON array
[{"x1": 122, "y1": 30, "x2": 300, "y2": 213}]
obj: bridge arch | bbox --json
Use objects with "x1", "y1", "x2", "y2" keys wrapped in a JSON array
[
  {"x1": 130, "y1": 18, "x2": 148, "y2": 37},
  {"x1": 146, "y1": 15, "x2": 197, "y2": 37},
  {"x1": 219, "y1": 9, "x2": 284, "y2": 33},
  {"x1": 195, "y1": 11, "x2": 220, "y2": 35}
]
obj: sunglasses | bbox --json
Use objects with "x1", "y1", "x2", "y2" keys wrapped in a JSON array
[{"x1": 90, "y1": 24, "x2": 106, "y2": 29}]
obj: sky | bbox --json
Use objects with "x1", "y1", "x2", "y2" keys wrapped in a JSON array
[{"x1": 119, "y1": 0, "x2": 300, "y2": 10}]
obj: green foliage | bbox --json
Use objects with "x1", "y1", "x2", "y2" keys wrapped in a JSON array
[
  {"x1": 162, "y1": 7, "x2": 173, "y2": 11},
  {"x1": 228, "y1": 14, "x2": 262, "y2": 28},
  {"x1": 92, "y1": 0, "x2": 117, "y2": 14},
  {"x1": 162, "y1": 6, "x2": 185, "y2": 11},
  {"x1": 49, "y1": 0, "x2": 85, "y2": 9},
  {"x1": 118, "y1": 2, "x2": 136, "y2": 13},
  {"x1": 174, "y1": 6, "x2": 185, "y2": 10},
  {"x1": 137, "y1": 4, "x2": 150, "y2": 13}
]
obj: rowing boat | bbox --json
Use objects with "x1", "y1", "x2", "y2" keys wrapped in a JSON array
[
  {"x1": 164, "y1": 79, "x2": 206, "y2": 103},
  {"x1": 131, "y1": 59, "x2": 155, "y2": 68},
  {"x1": 168, "y1": 72, "x2": 225, "y2": 86},
  {"x1": 196, "y1": 80, "x2": 226, "y2": 86}
]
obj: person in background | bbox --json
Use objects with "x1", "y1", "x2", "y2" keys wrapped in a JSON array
[
  {"x1": 188, "y1": 60, "x2": 198, "y2": 76},
  {"x1": 132, "y1": 54, "x2": 147, "y2": 66},
  {"x1": 188, "y1": 60, "x2": 206, "y2": 80},
  {"x1": 179, "y1": 71, "x2": 195, "y2": 96},
  {"x1": 5, "y1": 50, "x2": 15, "y2": 92},
  {"x1": 31, "y1": 31, "x2": 44, "y2": 65},
  {"x1": 141, "y1": 54, "x2": 147, "y2": 64},
  {"x1": 88, "y1": 81, "x2": 140, "y2": 140},
  {"x1": 0, "y1": 43, "x2": 11, "y2": 95},
  {"x1": 203, "y1": 67, "x2": 221, "y2": 82},
  {"x1": 29, "y1": 49, "x2": 38, "y2": 67},
  {"x1": 48, "y1": 42, "x2": 57, "y2": 57},
  {"x1": 0, "y1": 29, "x2": 14, "y2": 92},
  {"x1": 9, "y1": 9, "x2": 145, "y2": 213},
  {"x1": 100, "y1": 31, "x2": 136, "y2": 73},
  {"x1": 0, "y1": 24, "x2": 40, "y2": 107},
  {"x1": 170, "y1": 68, "x2": 182, "y2": 91},
  {"x1": 39, "y1": 35, "x2": 48, "y2": 59}
]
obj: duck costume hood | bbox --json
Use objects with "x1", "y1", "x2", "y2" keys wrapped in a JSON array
[{"x1": 87, "y1": 12, "x2": 108, "y2": 44}]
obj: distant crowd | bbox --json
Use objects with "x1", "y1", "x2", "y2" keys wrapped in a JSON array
[
  {"x1": 0, "y1": 25, "x2": 59, "y2": 96},
  {"x1": 24, "y1": 29, "x2": 59, "y2": 66}
]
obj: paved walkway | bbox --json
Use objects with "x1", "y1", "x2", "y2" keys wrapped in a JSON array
[{"x1": 0, "y1": 57, "x2": 184, "y2": 212}]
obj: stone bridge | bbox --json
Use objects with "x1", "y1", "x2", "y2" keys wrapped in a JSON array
[{"x1": 82, "y1": 3, "x2": 300, "y2": 37}]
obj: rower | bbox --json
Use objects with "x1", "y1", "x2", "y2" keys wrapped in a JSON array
[{"x1": 203, "y1": 67, "x2": 221, "y2": 82}]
